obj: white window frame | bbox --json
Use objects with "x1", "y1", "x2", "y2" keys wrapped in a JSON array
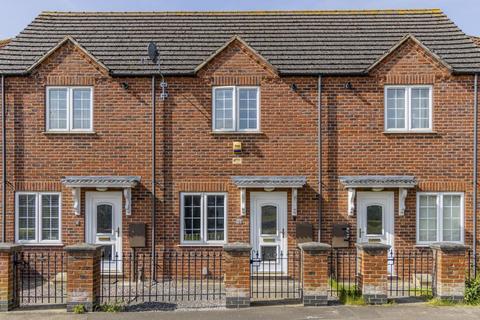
[
  {"x1": 15, "y1": 192, "x2": 62, "y2": 244},
  {"x1": 180, "y1": 192, "x2": 227, "y2": 245},
  {"x1": 46, "y1": 86, "x2": 94, "y2": 132},
  {"x1": 384, "y1": 85, "x2": 433, "y2": 132},
  {"x1": 212, "y1": 86, "x2": 260, "y2": 132},
  {"x1": 416, "y1": 192, "x2": 464, "y2": 245}
]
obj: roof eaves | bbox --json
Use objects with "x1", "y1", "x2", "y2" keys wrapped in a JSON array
[
  {"x1": 25, "y1": 35, "x2": 110, "y2": 74},
  {"x1": 194, "y1": 35, "x2": 278, "y2": 75},
  {"x1": 366, "y1": 33, "x2": 453, "y2": 73}
]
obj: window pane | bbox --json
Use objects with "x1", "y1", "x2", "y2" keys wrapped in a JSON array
[
  {"x1": 18, "y1": 194, "x2": 36, "y2": 241},
  {"x1": 261, "y1": 205, "x2": 277, "y2": 235},
  {"x1": 386, "y1": 88, "x2": 406, "y2": 129},
  {"x1": 261, "y1": 246, "x2": 277, "y2": 261},
  {"x1": 183, "y1": 195, "x2": 202, "y2": 241},
  {"x1": 418, "y1": 195, "x2": 437, "y2": 242},
  {"x1": 443, "y1": 195, "x2": 462, "y2": 241},
  {"x1": 366, "y1": 205, "x2": 383, "y2": 235},
  {"x1": 411, "y1": 88, "x2": 430, "y2": 129},
  {"x1": 97, "y1": 204, "x2": 113, "y2": 234},
  {"x1": 213, "y1": 88, "x2": 234, "y2": 130},
  {"x1": 206, "y1": 195, "x2": 225, "y2": 241},
  {"x1": 48, "y1": 89, "x2": 68, "y2": 130},
  {"x1": 41, "y1": 194, "x2": 60, "y2": 241},
  {"x1": 72, "y1": 89, "x2": 92, "y2": 130},
  {"x1": 238, "y1": 88, "x2": 258, "y2": 130}
]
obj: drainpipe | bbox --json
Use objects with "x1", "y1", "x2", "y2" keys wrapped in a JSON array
[
  {"x1": 1, "y1": 75, "x2": 5, "y2": 243},
  {"x1": 317, "y1": 75, "x2": 322, "y2": 242},
  {"x1": 151, "y1": 75, "x2": 156, "y2": 277},
  {"x1": 474, "y1": 73, "x2": 478, "y2": 276}
]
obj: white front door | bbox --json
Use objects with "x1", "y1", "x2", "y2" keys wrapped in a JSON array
[
  {"x1": 357, "y1": 191, "x2": 394, "y2": 272},
  {"x1": 86, "y1": 192, "x2": 122, "y2": 270},
  {"x1": 250, "y1": 192, "x2": 288, "y2": 272}
]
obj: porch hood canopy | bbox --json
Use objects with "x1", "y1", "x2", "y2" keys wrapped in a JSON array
[
  {"x1": 231, "y1": 176, "x2": 307, "y2": 218},
  {"x1": 339, "y1": 175, "x2": 417, "y2": 217},
  {"x1": 61, "y1": 176, "x2": 141, "y2": 188},
  {"x1": 231, "y1": 176, "x2": 307, "y2": 189},
  {"x1": 339, "y1": 175, "x2": 417, "y2": 189},
  {"x1": 61, "y1": 176, "x2": 141, "y2": 216}
]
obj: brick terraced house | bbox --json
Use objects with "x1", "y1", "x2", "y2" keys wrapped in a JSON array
[{"x1": 0, "y1": 9, "x2": 480, "y2": 271}]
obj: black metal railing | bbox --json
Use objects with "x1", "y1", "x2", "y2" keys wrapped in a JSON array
[
  {"x1": 328, "y1": 248, "x2": 359, "y2": 298},
  {"x1": 250, "y1": 249, "x2": 302, "y2": 302},
  {"x1": 388, "y1": 250, "x2": 434, "y2": 298},
  {"x1": 99, "y1": 250, "x2": 224, "y2": 305},
  {"x1": 13, "y1": 251, "x2": 66, "y2": 306}
]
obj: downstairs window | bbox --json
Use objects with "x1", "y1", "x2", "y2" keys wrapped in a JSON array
[
  {"x1": 15, "y1": 192, "x2": 61, "y2": 244},
  {"x1": 416, "y1": 192, "x2": 464, "y2": 244},
  {"x1": 180, "y1": 193, "x2": 227, "y2": 244}
]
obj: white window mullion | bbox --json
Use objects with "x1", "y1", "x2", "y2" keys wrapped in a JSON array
[
  {"x1": 406, "y1": 87, "x2": 411, "y2": 131},
  {"x1": 438, "y1": 193, "x2": 443, "y2": 242}
]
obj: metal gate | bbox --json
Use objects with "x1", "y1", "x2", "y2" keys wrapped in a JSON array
[
  {"x1": 250, "y1": 249, "x2": 302, "y2": 303},
  {"x1": 13, "y1": 251, "x2": 67, "y2": 306}
]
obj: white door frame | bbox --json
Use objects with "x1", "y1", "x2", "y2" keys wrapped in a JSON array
[
  {"x1": 357, "y1": 191, "x2": 395, "y2": 273},
  {"x1": 250, "y1": 191, "x2": 288, "y2": 272},
  {"x1": 85, "y1": 191, "x2": 123, "y2": 271},
  {"x1": 356, "y1": 191, "x2": 394, "y2": 247}
]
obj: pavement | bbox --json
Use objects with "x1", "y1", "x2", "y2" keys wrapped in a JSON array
[{"x1": 2, "y1": 303, "x2": 480, "y2": 320}]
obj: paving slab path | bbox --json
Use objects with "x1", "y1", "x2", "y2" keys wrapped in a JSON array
[{"x1": 2, "y1": 303, "x2": 480, "y2": 320}]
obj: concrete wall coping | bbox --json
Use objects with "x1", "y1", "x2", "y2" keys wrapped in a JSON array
[
  {"x1": 429, "y1": 242, "x2": 467, "y2": 253},
  {"x1": 298, "y1": 242, "x2": 331, "y2": 252},
  {"x1": 223, "y1": 242, "x2": 252, "y2": 253},
  {"x1": 356, "y1": 243, "x2": 391, "y2": 252},
  {"x1": 0, "y1": 243, "x2": 22, "y2": 252},
  {"x1": 65, "y1": 243, "x2": 103, "y2": 253}
]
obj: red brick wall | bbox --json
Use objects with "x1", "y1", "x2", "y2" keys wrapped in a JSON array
[
  {"x1": 320, "y1": 38, "x2": 477, "y2": 250},
  {"x1": 0, "y1": 36, "x2": 478, "y2": 253}
]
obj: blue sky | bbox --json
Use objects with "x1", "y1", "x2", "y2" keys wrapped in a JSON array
[{"x1": 0, "y1": 0, "x2": 479, "y2": 39}]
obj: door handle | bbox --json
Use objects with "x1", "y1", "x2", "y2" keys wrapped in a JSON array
[
  {"x1": 281, "y1": 228, "x2": 285, "y2": 238},
  {"x1": 358, "y1": 228, "x2": 362, "y2": 238},
  {"x1": 116, "y1": 227, "x2": 120, "y2": 237}
]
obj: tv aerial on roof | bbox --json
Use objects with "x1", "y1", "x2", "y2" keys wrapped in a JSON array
[{"x1": 148, "y1": 41, "x2": 168, "y2": 100}]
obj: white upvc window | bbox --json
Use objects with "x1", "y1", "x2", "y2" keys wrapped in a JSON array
[
  {"x1": 384, "y1": 85, "x2": 432, "y2": 132},
  {"x1": 46, "y1": 87, "x2": 93, "y2": 132},
  {"x1": 15, "y1": 192, "x2": 62, "y2": 244},
  {"x1": 180, "y1": 192, "x2": 227, "y2": 245},
  {"x1": 416, "y1": 192, "x2": 464, "y2": 245},
  {"x1": 212, "y1": 86, "x2": 260, "y2": 132}
]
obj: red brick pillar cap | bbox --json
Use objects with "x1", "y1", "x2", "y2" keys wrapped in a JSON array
[
  {"x1": 0, "y1": 243, "x2": 22, "y2": 252},
  {"x1": 223, "y1": 242, "x2": 252, "y2": 253},
  {"x1": 298, "y1": 242, "x2": 331, "y2": 252},
  {"x1": 356, "y1": 243, "x2": 390, "y2": 253},
  {"x1": 429, "y1": 242, "x2": 467, "y2": 253},
  {"x1": 65, "y1": 243, "x2": 103, "y2": 253}
]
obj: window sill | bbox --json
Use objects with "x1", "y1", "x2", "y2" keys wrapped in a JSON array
[
  {"x1": 383, "y1": 131, "x2": 437, "y2": 135},
  {"x1": 211, "y1": 131, "x2": 263, "y2": 135},
  {"x1": 178, "y1": 243, "x2": 225, "y2": 247},
  {"x1": 16, "y1": 242, "x2": 64, "y2": 247},
  {"x1": 43, "y1": 131, "x2": 97, "y2": 135}
]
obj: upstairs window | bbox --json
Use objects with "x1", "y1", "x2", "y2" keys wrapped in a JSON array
[
  {"x1": 213, "y1": 86, "x2": 260, "y2": 132},
  {"x1": 385, "y1": 86, "x2": 432, "y2": 132},
  {"x1": 46, "y1": 87, "x2": 93, "y2": 132}
]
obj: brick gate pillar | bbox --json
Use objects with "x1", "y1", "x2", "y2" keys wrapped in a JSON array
[
  {"x1": 65, "y1": 243, "x2": 102, "y2": 312},
  {"x1": 0, "y1": 243, "x2": 22, "y2": 311},
  {"x1": 298, "y1": 242, "x2": 331, "y2": 306},
  {"x1": 223, "y1": 243, "x2": 251, "y2": 308},
  {"x1": 356, "y1": 243, "x2": 390, "y2": 304},
  {"x1": 430, "y1": 242, "x2": 467, "y2": 301}
]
